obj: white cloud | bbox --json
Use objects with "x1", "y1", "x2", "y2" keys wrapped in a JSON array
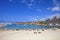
[
  {"x1": 47, "y1": 0, "x2": 60, "y2": 12},
  {"x1": 21, "y1": 0, "x2": 42, "y2": 12},
  {"x1": 26, "y1": 3, "x2": 34, "y2": 8},
  {"x1": 52, "y1": 6, "x2": 60, "y2": 11},
  {"x1": 21, "y1": 0, "x2": 34, "y2": 8},
  {"x1": 53, "y1": 0, "x2": 60, "y2": 6},
  {"x1": 22, "y1": 0, "x2": 40, "y2": 7},
  {"x1": 48, "y1": 13, "x2": 60, "y2": 19}
]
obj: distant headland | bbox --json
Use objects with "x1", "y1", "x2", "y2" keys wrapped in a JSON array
[
  {"x1": 0, "y1": 16, "x2": 60, "y2": 27},
  {"x1": 15, "y1": 16, "x2": 60, "y2": 26}
]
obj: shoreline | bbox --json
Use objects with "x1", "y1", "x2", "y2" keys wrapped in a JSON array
[{"x1": 0, "y1": 28, "x2": 59, "y2": 31}]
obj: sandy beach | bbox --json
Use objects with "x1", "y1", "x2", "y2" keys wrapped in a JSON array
[{"x1": 0, "y1": 29, "x2": 60, "y2": 40}]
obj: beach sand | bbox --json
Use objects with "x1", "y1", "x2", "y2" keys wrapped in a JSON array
[{"x1": 0, "y1": 29, "x2": 60, "y2": 40}]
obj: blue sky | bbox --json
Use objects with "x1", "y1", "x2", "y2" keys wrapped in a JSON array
[{"x1": 0, "y1": 0, "x2": 60, "y2": 22}]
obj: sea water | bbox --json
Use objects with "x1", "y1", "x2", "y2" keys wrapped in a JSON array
[{"x1": 0, "y1": 24, "x2": 57, "y2": 30}]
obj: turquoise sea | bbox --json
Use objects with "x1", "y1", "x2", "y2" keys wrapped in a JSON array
[{"x1": 0, "y1": 24, "x2": 58, "y2": 30}]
